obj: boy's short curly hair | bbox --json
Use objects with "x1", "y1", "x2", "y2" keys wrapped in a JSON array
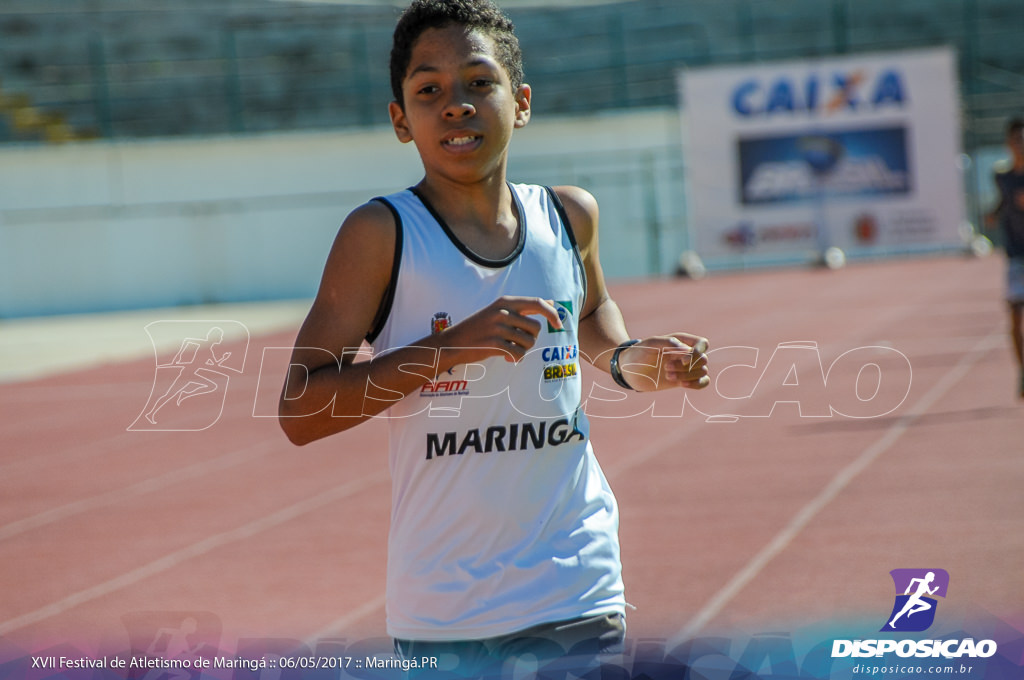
[{"x1": 390, "y1": 0, "x2": 523, "y2": 109}]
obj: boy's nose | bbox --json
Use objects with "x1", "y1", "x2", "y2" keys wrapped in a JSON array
[{"x1": 443, "y1": 98, "x2": 475, "y2": 118}]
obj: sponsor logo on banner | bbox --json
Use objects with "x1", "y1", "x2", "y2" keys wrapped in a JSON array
[
  {"x1": 724, "y1": 221, "x2": 757, "y2": 249},
  {"x1": 681, "y1": 48, "x2": 964, "y2": 265},
  {"x1": 724, "y1": 222, "x2": 816, "y2": 250},
  {"x1": 731, "y1": 68, "x2": 905, "y2": 118},
  {"x1": 738, "y1": 127, "x2": 911, "y2": 205},
  {"x1": 853, "y1": 213, "x2": 880, "y2": 244}
]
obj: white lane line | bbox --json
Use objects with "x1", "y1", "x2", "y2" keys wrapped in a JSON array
[
  {"x1": 0, "y1": 470, "x2": 390, "y2": 637},
  {"x1": 0, "y1": 428, "x2": 168, "y2": 477},
  {"x1": 668, "y1": 328, "x2": 1002, "y2": 647},
  {"x1": 0, "y1": 439, "x2": 278, "y2": 542},
  {"x1": 303, "y1": 593, "x2": 390, "y2": 648}
]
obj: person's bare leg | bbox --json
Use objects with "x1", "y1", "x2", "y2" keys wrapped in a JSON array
[{"x1": 1011, "y1": 303, "x2": 1023, "y2": 398}]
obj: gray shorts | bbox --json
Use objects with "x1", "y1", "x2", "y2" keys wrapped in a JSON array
[
  {"x1": 394, "y1": 612, "x2": 626, "y2": 678},
  {"x1": 1009, "y1": 258, "x2": 1024, "y2": 306}
]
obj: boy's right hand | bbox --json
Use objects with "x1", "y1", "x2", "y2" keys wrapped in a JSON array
[{"x1": 439, "y1": 296, "x2": 563, "y2": 365}]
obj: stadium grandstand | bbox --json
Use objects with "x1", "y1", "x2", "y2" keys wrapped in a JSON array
[{"x1": 0, "y1": 0, "x2": 1021, "y2": 150}]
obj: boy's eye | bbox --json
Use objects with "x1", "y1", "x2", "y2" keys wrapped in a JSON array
[
  {"x1": 470, "y1": 78, "x2": 494, "y2": 88},
  {"x1": 417, "y1": 85, "x2": 439, "y2": 95}
]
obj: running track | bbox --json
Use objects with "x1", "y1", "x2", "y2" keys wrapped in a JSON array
[{"x1": 1, "y1": 255, "x2": 1021, "y2": 667}]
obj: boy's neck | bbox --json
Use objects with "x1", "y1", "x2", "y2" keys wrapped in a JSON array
[
  {"x1": 415, "y1": 174, "x2": 520, "y2": 259},
  {"x1": 416, "y1": 174, "x2": 515, "y2": 226}
]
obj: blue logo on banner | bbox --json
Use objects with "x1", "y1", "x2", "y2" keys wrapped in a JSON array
[
  {"x1": 732, "y1": 69, "x2": 905, "y2": 118},
  {"x1": 738, "y1": 126, "x2": 910, "y2": 205}
]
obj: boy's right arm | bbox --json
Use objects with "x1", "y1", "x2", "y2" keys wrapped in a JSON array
[
  {"x1": 279, "y1": 202, "x2": 563, "y2": 446},
  {"x1": 278, "y1": 201, "x2": 408, "y2": 445}
]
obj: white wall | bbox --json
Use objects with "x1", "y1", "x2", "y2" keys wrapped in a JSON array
[{"x1": 0, "y1": 109, "x2": 686, "y2": 318}]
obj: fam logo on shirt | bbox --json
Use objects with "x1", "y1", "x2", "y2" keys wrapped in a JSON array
[{"x1": 881, "y1": 568, "x2": 949, "y2": 632}]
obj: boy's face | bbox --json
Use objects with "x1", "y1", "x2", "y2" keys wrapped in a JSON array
[{"x1": 389, "y1": 24, "x2": 530, "y2": 185}]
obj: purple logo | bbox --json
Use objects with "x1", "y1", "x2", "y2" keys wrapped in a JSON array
[{"x1": 881, "y1": 568, "x2": 949, "y2": 632}]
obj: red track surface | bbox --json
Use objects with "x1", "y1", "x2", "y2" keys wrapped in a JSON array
[{"x1": 1, "y1": 255, "x2": 1021, "y2": 660}]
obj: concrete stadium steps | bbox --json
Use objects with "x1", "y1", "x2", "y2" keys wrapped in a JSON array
[{"x1": 0, "y1": 0, "x2": 1021, "y2": 145}]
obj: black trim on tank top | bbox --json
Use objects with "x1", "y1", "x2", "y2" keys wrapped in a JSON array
[
  {"x1": 544, "y1": 186, "x2": 588, "y2": 313},
  {"x1": 365, "y1": 197, "x2": 404, "y2": 344},
  {"x1": 409, "y1": 185, "x2": 526, "y2": 268}
]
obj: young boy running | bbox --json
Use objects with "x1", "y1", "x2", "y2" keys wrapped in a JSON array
[
  {"x1": 986, "y1": 118, "x2": 1024, "y2": 398},
  {"x1": 279, "y1": 0, "x2": 710, "y2": 674}
]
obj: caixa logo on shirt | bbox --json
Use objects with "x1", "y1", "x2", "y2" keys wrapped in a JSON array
[{"x1": 542, "y1": 344, "x2": 579, "y2": 382}]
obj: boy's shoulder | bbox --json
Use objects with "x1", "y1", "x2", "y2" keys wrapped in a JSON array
[
  {"x1": 326, "y1": 199, "x2": 399, "y2": 283},
  {"x1": 347, "y1": 184, "x2": 602, "y2": 249},
  {"x1": 342, "y1": 197, "x2": 401, "y2": 236},
  {"x1": 548, "y1": 185, "x2": 599, "y2": 247},
  {"x1": 549, "y1": 184, "x2": 598, "y2": 214}
]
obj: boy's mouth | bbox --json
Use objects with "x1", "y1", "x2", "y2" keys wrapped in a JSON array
[{"x1": 442, "y1": 134, "x2": 481, "y2": 149}]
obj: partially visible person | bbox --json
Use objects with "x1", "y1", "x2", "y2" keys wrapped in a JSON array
[{"x1": 986, "y1": 117, "x2": 1024, "y2": 398}]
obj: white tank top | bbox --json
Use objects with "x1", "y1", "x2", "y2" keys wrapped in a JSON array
[{"x1": 369, "y1": 183, "x2": 625, "y2": 641}]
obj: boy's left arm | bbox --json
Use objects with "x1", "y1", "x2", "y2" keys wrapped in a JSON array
[{"x1": 552, "y1": 186, "x2": 710, "y2": 392}]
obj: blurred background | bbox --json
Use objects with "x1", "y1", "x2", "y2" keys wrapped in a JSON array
[
  {"x1": 1, "y1": 3, "x2": 1021, "y2": 659},
  {"x1": 1, "y1": 0, "x2": 1022, "y2": 318}
]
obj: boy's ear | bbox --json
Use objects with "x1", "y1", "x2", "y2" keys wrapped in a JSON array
[
  {"x1": 514, "y1": 84, "x2": 531, "y2": 128},
  {"x1": 389, "y1": 101, "x2": 413, "y2": 143}
]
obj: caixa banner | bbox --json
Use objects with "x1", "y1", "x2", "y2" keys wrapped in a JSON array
[{"x1": 678, "y1": 47, "x2": 965, "y2": 269}]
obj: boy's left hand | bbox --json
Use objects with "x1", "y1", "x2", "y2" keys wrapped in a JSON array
[{"x1": 620, "y1": 333, "x2": 710, "y2": 391}]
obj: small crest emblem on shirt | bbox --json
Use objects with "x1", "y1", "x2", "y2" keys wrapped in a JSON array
[{"x1": 431, "y1": 312, "x2": 452, "y2": 334}]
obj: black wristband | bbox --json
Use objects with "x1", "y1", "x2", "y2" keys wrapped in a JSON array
[{"x1": 610, "y1": 339, "x2": 640, "y2": 390}]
